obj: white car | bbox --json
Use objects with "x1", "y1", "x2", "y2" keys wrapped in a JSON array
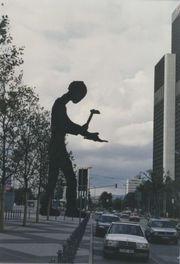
[{"x1": 103, "y1": 222, "x2": 149, "y2": 262}]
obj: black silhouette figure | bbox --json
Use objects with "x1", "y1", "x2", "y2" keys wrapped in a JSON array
[{"x1": 40, "y1": 81, "x2": 107, "y2": 216}]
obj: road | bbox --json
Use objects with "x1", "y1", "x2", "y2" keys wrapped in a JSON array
[{"x1": 92, "y1": 218, "x2": 180, "y2": 264}]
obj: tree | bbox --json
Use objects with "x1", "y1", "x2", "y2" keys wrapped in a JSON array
[
  {"x1": 112, "y1": 198, "x2": 122, "y2": 211},
  {"x1": 137, "y1": 180, "x2": 152, "y2": 213},
  {"x1": 138, "y1": 169, "x2": 167, "y2": 216},
  {"x1": 123, "y1": 192, "x2": 137, "y2": 210},
  {"x1": 163, "y1": 176, "x2": 180, "y2": 218},
  {"x1": 32, "y1": 109, "x2": 51, "y2": 223},
  {"x1": 14, "y1": 188, "x2": 35, "y2": 205},
  {"x1": 99, "y1": 192, "x2": 112, "y2": 209},
  {"x1": 12, "y1": 86, "x2": 41, "y2": 226},
  {"x1": 0, "y1": 15, "x2": 24, "y2": 232}
]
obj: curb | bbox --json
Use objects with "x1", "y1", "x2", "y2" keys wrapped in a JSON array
[{"x1": 88, "y1": 215, "x2": 93, "y2": 264}]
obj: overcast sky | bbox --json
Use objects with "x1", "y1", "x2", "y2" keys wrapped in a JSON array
[{"x1": 3, "y1": 0, "x2": 179, "y2": 195}]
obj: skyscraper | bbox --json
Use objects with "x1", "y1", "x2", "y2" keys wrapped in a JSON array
[{"x1": 153, "y1": 4, "x2": 180, "y2": 180}]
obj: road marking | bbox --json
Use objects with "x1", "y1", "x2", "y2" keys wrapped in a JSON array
[{"x1": 150, "y1": 255, "x2": 164, "y2": 264}]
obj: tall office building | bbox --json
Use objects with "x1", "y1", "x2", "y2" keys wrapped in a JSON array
[{"x1": 153, "y1": 5, "x2": 180, "y2": 180}]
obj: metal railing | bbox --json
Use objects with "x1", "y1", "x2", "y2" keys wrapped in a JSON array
[
  {"x1": 4, "y1": 210, "x2": 22, "y2": 220},
  {"x1": 57, "y1": 213, "x2": 90, "y2": 263}
]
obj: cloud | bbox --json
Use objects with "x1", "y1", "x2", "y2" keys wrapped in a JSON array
[{"x1": 3, "y1": 0, "x2": 178, "y2": 194}]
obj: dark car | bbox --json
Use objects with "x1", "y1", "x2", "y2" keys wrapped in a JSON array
[
  {"x1": 96, "y1": 214, "x2": 120, "y2": 236},
  {"x1": 145, "y1": 218, "x2": 178, "y2": 244}
]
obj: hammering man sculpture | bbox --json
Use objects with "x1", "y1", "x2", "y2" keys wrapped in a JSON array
[{"x1": 40, "y1": 81, "x2": 107, "y2": 216}]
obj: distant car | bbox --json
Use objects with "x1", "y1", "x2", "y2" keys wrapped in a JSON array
[
  {"x1": 119, "y1": 212, "x2": 130, "y2": 219},
  {"x1": 129, "y1": 213, "x2": 140, "y2": 222},
  {"x1": 145, "y1": 218, "x2": 178, "y2": 244},
  {"x1": 103, "y1": 222, "x2": 149, "y2": 262},
  {"x1": 94, "y1": 211, "x2": 103, "y2": 221},
  {"x1": 96, "y1": 214, "x2": 120, "y2": 236}
]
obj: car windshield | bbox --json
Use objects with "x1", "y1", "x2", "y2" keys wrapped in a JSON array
[
  {"x1": 100, "y1": 215, "x2": 119, "y2": 223},
  {"x1": 109, "y1": 224, "x2": 144, "y2": 237},
  {"x1": 151, "y1": 221, "x2": 173, "y2": 228}
]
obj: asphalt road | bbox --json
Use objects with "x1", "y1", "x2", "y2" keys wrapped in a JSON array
[{"x1": 93, "y1": 218, "x2": 180, "y2": 264}]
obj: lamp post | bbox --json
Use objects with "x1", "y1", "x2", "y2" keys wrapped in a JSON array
[
  {"x1": 172, "y1": 197, "x2": 175, "y2": 218},
  {"x1": 78, "y1": 166, "x2": 92, "y2": 223}
]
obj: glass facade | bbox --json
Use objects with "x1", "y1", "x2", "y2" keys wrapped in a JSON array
[
  {"x1": 175, "y1": 95, "x2": 180, "y2": 179},
  {"x1": 173, "y1": 14, "x2": 180, "y2": 179},
  {"x1": 153, "y1": 99, "x2": 164, "y2": 173},
  {"x1": 153, "y1": 9, "x2": 180, "y2": 180}
]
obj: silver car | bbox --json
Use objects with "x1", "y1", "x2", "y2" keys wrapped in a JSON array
[
  {"x1": 145, "y1": 218, "x2": 178, "y2": 244},
  {"x1": 103, "y1": 222, "x2": 149, "y2": 262}
]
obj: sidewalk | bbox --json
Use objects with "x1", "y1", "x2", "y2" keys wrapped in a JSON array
[{"x1": 0, "y1": 214, "x2": 80, "y2": 263}]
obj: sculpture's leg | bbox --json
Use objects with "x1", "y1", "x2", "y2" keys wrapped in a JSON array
[
  {"x1": 61, "y1": 156, "x2": 77, "y2": 217},
  {"x1": 40, "y1": 156, "x2": 59, "y2": 215}
]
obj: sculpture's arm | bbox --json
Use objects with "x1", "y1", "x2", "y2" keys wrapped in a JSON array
[
  {"x1": 65, "y1": 117, "x2": 86, "y2": 136},
  {"x1": 65, "y1": 117, "x2": 108, "y2": 142}
]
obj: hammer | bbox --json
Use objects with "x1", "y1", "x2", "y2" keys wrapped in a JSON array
[{"x1": 85, "y1": 109, "x2": 100, "y2": 128}]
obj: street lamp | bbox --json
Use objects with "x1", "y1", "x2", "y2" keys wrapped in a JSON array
[
  {"x1": 77, "y1": 166, "x2": 92, "y2": 223},
  {"x1": 172, "y1": 197, "x2": 175, "y2": 218}
]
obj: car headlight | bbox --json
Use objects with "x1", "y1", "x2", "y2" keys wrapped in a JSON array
[
  {"x1": 105, "y1": 240, "x2": 119, "y2": 247},
  {"x1": 136, "y1": 243, "x2": 149, "y2": 249}
]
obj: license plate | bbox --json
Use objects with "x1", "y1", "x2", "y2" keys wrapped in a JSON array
[{"x1": 119, "y1": 249, "x2": 134, "y2": 254}]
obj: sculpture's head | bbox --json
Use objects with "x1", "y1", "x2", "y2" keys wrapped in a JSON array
[{"x1": 68, "y1": 81, "x2": 87, "y2": 103}]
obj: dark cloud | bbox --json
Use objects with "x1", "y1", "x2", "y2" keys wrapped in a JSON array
[
  {"x1": 74, "y1": 142, "x2": 152, "y2": 161},
  {"x1": 41, "y1": 29, "x2": 85, "y2": 43},
  {"x1": 68, "y1": 142, "x2": 152, "y2": 189}
]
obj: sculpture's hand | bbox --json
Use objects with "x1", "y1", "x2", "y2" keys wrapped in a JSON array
[
  {"x1": 84, "y1": 132, "x2": 108, "y2": 143},
  {"x1": 82, "y1": 123, "x2": 89, "y2": 132}
]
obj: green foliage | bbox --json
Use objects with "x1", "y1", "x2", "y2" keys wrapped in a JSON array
[
  {"x1": 0, "y1": 13, "x2": 76, "y2": 228},
  {"x1": 0, "y1": 14, "x2": 51, "y2": 228},
  {"x1": 136, "y1": 169, "x2": 180, "y2": 217},
  {"x1": 112, "y1": 198, "x2": 122, "y2": 210},
  {"x1": 123, "y1": 192, "x2": 137, "y2": 210},
  {"x1": 99, "y1": 191, "x2": 112, "y2": 209},
  {"x1": 14, "y1": 188, "x2": 35, "y2": 205},
  {"x1": 0, "y1": 14, "x2": 25, "y2": 186}
]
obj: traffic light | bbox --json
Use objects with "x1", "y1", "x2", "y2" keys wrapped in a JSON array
[{"x1": 115, "y1": 184, "x2": 117, "y2": 188}]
